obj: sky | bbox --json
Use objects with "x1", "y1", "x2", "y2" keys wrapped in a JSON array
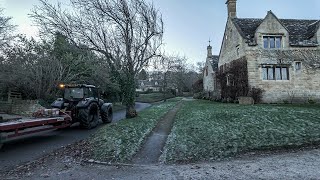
[{"x1": 0, "y1": 0, "x2": 319, "y2": 65}]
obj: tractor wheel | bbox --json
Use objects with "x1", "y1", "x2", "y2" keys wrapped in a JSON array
[
  {"x1": 101, "y1": 107, "x2": 113, "y2": 123},
  {"x1": 0, "y1": 132, "x2": 3, "y2": 150},
  {"x1": 78, "y1": 102, "x2": 99, "y2": 129}
]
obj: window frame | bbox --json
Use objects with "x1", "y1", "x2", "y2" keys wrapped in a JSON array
[
  {"x1": 295, "y1": 61, "x2": 302, "y2": 71},
  {"x1": 261, "y1": 65, "x2": 289, "y2": 81},
  {"x1": 263, "y1": 36, "x2": 283, "y2": 49}
]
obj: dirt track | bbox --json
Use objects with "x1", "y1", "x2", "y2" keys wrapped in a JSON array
[{"x1": 2, "y1": 146, "x2": 320, "y2": 179}]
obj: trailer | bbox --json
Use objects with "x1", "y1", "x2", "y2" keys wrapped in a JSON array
[
  {"x1": 0, "y1": 84, "x2": 113, "y2": 149},
  {"x1": 0, "y1": 111, "x2": 72, "y2": 149}
]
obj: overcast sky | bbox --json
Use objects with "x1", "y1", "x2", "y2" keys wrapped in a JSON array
[{"x1": 0, "y1": 0, "x2": 319, "y2": 65}]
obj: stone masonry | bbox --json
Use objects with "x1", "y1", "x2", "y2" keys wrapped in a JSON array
[{"x1": 218, "y1": 0, "x2": 320, "y2": 103}]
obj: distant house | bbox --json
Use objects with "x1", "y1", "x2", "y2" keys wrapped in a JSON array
[
  {"x1": 136, "y1": 79, "x2": 163, "y2": 92},
  {"x1": 203, "y1": 44, "x2": 219, "y2": 98},
  {"x1": 218, "y1": 0, "x2": 320, "y2": 103}
]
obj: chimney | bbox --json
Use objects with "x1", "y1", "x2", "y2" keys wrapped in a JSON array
[{"x1": 226, "y1": 0, "x2": 237, "y2": 18}]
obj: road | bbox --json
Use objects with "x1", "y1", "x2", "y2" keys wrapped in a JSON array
[{"x1": 0, "y1": 102, "x2": 151, "y2": 172}]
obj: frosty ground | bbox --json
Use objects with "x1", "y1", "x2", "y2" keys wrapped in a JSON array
[
  {"x1": 2, "y1": 145, "x2": 320, "y2": 179},
  {"x1": 2, "y1": 98, "x2": 320, "y2": 179}
]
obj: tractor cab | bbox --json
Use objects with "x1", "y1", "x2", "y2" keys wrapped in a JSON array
[
  {"x1": 62, "y1": 84, "x2": 99, "y2": 101},
  {"x1": 51, "y1": 84, "x2": 113, "y2": 129}
]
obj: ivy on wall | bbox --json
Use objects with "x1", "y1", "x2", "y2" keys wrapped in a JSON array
[{"x1": 216, "y1": 57, "x2": 249, "y2": 100}]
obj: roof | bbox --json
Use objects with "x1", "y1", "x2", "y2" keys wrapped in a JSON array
[
  {"x1": 232, "y1": 17, "x2": 320, "y2": 47},
  {"x1": 208, "y1": 55, "x2": 219, "y2": 71},
  {"x1": 138, "y1": 80, "x2": 162, "y2": 88}
]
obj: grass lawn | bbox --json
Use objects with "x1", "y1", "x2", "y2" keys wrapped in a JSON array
[
  {"x1": 161, "y1": 100, "x2": 320, "y2": 163},
  {"x1": 89, "y1": 98, "x2": 181, "y2": 163},
  {"x1": 135, "y1": 93, "x2": 175, "y2": 103}
]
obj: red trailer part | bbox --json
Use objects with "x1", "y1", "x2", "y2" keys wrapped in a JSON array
[{"x1": 0, "y1": 111, "x2": 72, "y2": 149}]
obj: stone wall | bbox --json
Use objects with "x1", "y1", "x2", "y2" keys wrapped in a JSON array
[
  {"x1": 219, "y1": 14, "x2": 320, "y2": 103},
  {"x1": 246, "y1": 50, "x2": 320, "y2": 103},
  {"x1": 0, "y1": 100, "x2": 44, "y2": 116},
  {"x1": 218, "y1": 18, "x2": 246, "y2": 66},
  {"x1": 243, "y1": 13, "x2": 320, "y2": 103},
  {"x1": 203, "y1": 58, "x2": 216, "y2": 92}
]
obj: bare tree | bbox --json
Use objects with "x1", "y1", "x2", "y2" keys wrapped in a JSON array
[
  {"x1": 0, "y1": 9, "x2": 16, "y2": 49},
  {"x1": 31, "y1": 0, "x2": 164, "y2": 118},
  {"x1": 155, "y1": 53, "x2": 192, "y2": 98}
]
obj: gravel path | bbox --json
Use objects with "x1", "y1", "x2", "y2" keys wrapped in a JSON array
[{"x1": 2, "y1": 147, "x2": 320, "y2": 179}]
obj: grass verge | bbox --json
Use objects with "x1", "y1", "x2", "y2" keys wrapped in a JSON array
[
  {"x1": 136, "y1": 93, "x2": 175, "y2": 103},
  {"x1": 161, "y1": 100, "x2": 320, "y2": 163},
  {"x1": 89, "y1": 98, "x2": 180, "y2": 163}
]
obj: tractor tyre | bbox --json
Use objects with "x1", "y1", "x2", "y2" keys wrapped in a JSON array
[
  {"x1": 0, "y1": 132, "x2": 3, "y2": 150},
  {"x1": 78, "y1": 102, "x2": 99, "y2": 129},
  {"x1": 101, "y1": 107, "x2": 113, "y2": 124}
]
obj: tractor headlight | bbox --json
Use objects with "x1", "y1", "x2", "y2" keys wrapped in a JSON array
[{"x1": 59, "y1": 84, "x2": 65, "y2": 89}]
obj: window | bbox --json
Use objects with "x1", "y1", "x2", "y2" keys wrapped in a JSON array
[
  {"x1": 205, "y1": 67, "x2": 208, "y2": 76},
  {"x1": 226, "y1": 74, "x2": 234, "y2": 86},
  {"x1": 295, "y1": 62, "x2": 301, "y2": 71},
  {"x1": 263, "y1": 36, "x2": 282, "y2": 49},
  {"x1": 262, "y1": 65, "x2": 289, "y2": 80}
]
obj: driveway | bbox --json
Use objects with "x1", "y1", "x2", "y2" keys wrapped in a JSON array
[{"x1": 0, "y1": 102, "x2": 151, "y2": 172}]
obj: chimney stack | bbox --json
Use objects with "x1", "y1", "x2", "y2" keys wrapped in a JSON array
[{"x1": 226, "y1": 0, "x2": 237, "y2": 18}]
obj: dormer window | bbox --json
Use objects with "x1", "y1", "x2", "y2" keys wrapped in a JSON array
[{"x1": 263, "y1": 36, "x2": 282, "y2": 49}]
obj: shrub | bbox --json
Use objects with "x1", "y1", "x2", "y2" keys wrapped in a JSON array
[
  {"x1": 283, "y1": 100, "x2": 289, "y2": 104},
  {"x1": 193, "y1": 92, "x2": 205, "y2": 99},
  {"x1": 248, "y1": 87, "x2": 264, "y2": 104},
  {"x1": 308, "y1": 99, "x2": 316, "y2": 104}
]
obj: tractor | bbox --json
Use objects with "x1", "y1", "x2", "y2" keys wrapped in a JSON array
[{"x1": 51, "y1": 84, "x2": 113, "y2": 129}]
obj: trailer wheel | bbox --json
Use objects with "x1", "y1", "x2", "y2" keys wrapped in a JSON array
[
  {"x1": 78, "y1": 102, "x2": 99, "y2": 129},
  {"x1": 101, "y1": 107, "x2": 113, "y2": 123}
]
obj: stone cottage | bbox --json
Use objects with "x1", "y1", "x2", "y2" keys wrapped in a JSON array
[
  {"x1": 203, "y1": 43, "x2": 219, "y2": 98},
  {"x1": 218, "y1": 0, "x2": 320, "y2": 103}
]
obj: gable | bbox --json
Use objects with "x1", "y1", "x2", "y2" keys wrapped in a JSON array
[
  {"x1": 255, "y1": 11, "x2": 289, "y2": 36},
  {"x1": 219, "y1": 18, "x2": 246, "y2": 66},
  {"x1": 232, "y1": 11, "x2": 319, "y2": 47}
]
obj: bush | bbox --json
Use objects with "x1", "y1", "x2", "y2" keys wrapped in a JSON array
[
  {"x1": 248, "y1": 87, "x2": 264, "y2": 104},
  {"x1": 308, "y1": 99, "x2": 316, "y2": 104},
  {"x1": 283, "y1": 100, "x2": 289, "y2": 104},
  {"x1": 193, "y1": 92, "x2": 204, "y2": 99}
]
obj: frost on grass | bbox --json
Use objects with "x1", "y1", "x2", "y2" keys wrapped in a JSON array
[
  {"x1": 163, "y1": 100, "x2": 320, "y2": 163},
  {"x1": 89, "y1": 99, "x2": 179, "y2": 163}
]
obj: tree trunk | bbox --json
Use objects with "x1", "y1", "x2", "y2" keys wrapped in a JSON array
[
  {"x1": 123, "y1": 74, "x2": 137, "y2": 118},
  {"x1": 163, "y1": 72, "x2": 167, "y2": 102}
]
